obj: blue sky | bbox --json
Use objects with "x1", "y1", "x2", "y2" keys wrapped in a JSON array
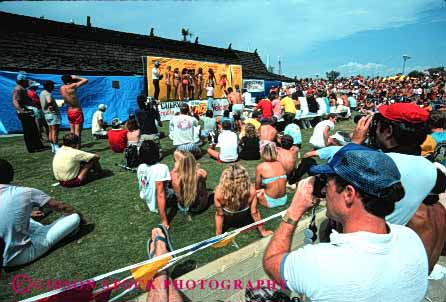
[{"x1": 1, "y1": 1, "x2": 445, "y2": 78}]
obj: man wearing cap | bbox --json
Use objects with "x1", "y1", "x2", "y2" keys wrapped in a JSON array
[
  {"x1": 169, "y1": 103, "x2": 200, "y2": 156},
  {"x1": 264, "y1": 144, "x2": 428, "y2": 301},
  {"x1": 107, "y1": 118, "x2": 128, "y2": 153},
  {"x1": 27, "y1": 81, "x2": 48, "y2": 141},
  {"x1": 91, "y1": 104, "x2": 108, "y2": 139},
  {"x1": 351, "y1": 103, "x2": 446, "y2": 273},
  {"x1": 12, "y1": 73, "x2": 45, "y2": 153},
  {"x1": 60, "y1": 75, "x2": 88, "y2": 147},
  {"x1": 152, "y1": 61, "x2": 161, "y2": 101},
  {"x1": 40, "y1": 80, "x2": 62, "y2": 153}
]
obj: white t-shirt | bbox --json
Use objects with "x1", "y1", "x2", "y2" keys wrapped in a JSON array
[
  {"x1": 217, "y1": 130, "x2": 238, "y2": 162},
  {"x1": 91, "y1": 110, "x2": 104, "y2": 134},
  {"x1": 206, "y1": 86, "x2": 214, "y2": 97},
  {"x1": 242, "y1": 92, "x2": 253, "y2": 106},
  {"x1": 137, "y1": 163, "x2": 171, "y2": 213},
  {"x1": 169, "y1": 114, "x2": 198, "y2": 146},
  {"x1": 282, "y1": 224, "x2": 428, "y2": 302},
  {"x1": 309, "y1": 120, "x2": 335, "y2": 148},
  {"x1": 152, "y1": 67, "x2": 159, "y2": 80}
]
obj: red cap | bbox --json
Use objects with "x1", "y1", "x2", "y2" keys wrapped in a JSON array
[{"x1": 378, "y1": 103, "x2": 429, "y2": 124}]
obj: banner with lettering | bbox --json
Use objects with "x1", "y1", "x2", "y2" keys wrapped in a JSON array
[
  {"x1": 147, "y1": 56, "x2": 242, "y2": 101},
  {"x1": 243, "y1": 79, "x2": 265, "y2": 93},
  {"x1": 158, "y1": 99, "x2": 229, "y2": 121}
]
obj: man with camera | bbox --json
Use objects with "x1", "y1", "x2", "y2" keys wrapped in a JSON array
[{"x1": 263, "y1": 144, "x2": 428, "y2": 301}]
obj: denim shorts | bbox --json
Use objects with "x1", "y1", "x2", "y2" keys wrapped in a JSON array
[{"x1": 44, "y1": 113, "x2": 61, "y2": 126}]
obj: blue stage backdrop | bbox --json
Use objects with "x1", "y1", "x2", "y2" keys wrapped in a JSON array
[{"x1": 0, "y1": 71, "x2": 144, "y2": 134}]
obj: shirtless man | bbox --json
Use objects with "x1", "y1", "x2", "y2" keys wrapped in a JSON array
[
  {"x1": 60, "y1": 75, "x2": 88, "y2": 146},
  {"x1": 277, "y1": 135, "x2": 299, "y2": 176},
  {"x1": 227, "y1": 87, "x2": 243, "y2": 116},
  {"x1": 259, "y1": 119, "x2": 278, "y2": 143}
]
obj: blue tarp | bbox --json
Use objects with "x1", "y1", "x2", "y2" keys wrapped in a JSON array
[{"x1": 0, "y1": 71, "x2": 144, "y2": 134}]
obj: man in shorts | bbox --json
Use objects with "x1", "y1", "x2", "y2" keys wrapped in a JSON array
[
  {"x1": 60, "y1": 75, "x2": 88, "y2": 147},
  {"x1": 40, "y1": 80, "x2": 61, "y2": 153}
]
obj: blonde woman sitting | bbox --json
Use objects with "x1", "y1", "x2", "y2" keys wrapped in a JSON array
[
  {"x1": 214, "y1": 164, "x2": 272, "y2": 237},
  {"x1": 255, "y1": 142, "x2": 288, "y2": 208},
  {"x1": 170, "y1": 150, "x2": 210, "y2": 218}
]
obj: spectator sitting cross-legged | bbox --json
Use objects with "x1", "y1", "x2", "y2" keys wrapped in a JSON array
[
  {"x1": 91, "y1": 104, "x2": 108, "y2": 139},
  {"x1": 219, "y1": 110, "x2": 234, "y2": 131},
  {"x1": 107, "y1": 118, "x2": 128, "y2": 153},
  {"x1": 199, "y1": 110, "x2": 217, "y2": 144},
  {"x1": 53, "y1": 133, "x2": 104, "y2": 188},
  {"x1": 207, "y1": 120, "x2": 238, "y2": 163},
  {"x1": 169, "y1": 103, "x2": 200, "y2": 157},
  {"x1": 238, "y1": 123, "x2": 260, "y2": 160},
  {"x1": 126, "y1": 117, "x2": 140, "y2": 146},
  {"x1": 256, "y1": 142, "x2": 288, "y2": 208},
  {"x1": 137, "y1": 140, "x2": 173, "y2": 229},
  {"x1": 214, "y1": 164, "x2": 272, "y2": 237},
  {"x1": 282, "y1": 113, "x2": 302, "y2": 148},
  {"x1": 0, "y1": 159, "x2": 83, "y2": 267}
]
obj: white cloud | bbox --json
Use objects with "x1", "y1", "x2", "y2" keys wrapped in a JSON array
[{"x1": 336, "y1": 62, "x2": 393, "y2": 76}]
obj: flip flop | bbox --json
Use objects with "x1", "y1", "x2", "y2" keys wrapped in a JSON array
[
  {"x1": 157, "y1": 224, "x2": 174, "y2": 254},
  {"x1": 147, "y1": 234, "x2": 169, "y2": 259}
]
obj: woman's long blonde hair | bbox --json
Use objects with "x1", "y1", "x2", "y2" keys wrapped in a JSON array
[
  {"x1": 217, "y1": 164, "x2": 251, "y2": 211},
  {"x1": 173, "y1": 151, "x2": 197, "y2": 207}
]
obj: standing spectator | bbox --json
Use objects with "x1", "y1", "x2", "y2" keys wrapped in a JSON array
[
  {"x1": 214, "y1": 164, "x2": 272, "y2": 236},
  {"x1": 280, "y1": 93, "x2": 297, "y2": 116},
  {"x1": 53, "y1": 134, "x2": 104, "y2": 188},
  {"x1": 107, "y1": 118, "x2": 128, "y2": 153},
  {"x1": 152, "y1": 61, "x2": 161, "y2": 101},
  {"x1": 91, "y1": 104, "x2": 107, "y2": 139},
  {"x1": 255, "y1": 94, "x2": 274, "y2": 120},
  {"x1": 207, "y1": 120, "x2": 238, "y2": 163},
  {"x1": 137, "y1": 140, "x2": 172, "y2": 228},
  {"x1": 27, "y1": 81, "x2": 48, "y2": 141},
  {"x1": 0, "y1": 159, "x2": 83, "y2": 267},
  {"x1": 264, "y1": 146, "x2": 427, "y2": 302},
  {"x1": 238, "y1": 123, "x2": 260, "y2": 160},
  {"x1": 135, "y1": 97, "x2": 163, "y2": 157},
  {"x1": 169, "y1": 103, "x2": 200, "y2": 156},
  {"x1": 40, "y1": 80, "x2": 61, "y2": 153},
  {"x1": 60, "y1": 75, "x2": 88, "y2": 147},
  {"x1": 309, "y1": 113, "x2": 338, "y2": 149},
  {"x1": 206, "y1": 81, "x2": 215, "y2": 110},
  {"x1": 12, "y1": 73, "x2": 45, "y2": 153},
  {"x1": 242, "y1": 88, "x2": 253, "y2": 106},
  {"x1": 227, "y1": 87, "x2": 244, "y2": 116},
  {"x1": 256, "y1": 142, "x2": 288, "y2": 208}
]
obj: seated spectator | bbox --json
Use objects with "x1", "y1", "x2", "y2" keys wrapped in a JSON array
[
  {"x1": 309, "y1": 113, "x2": 338, "y2": 149},
  {"x1": 170, "y1": 151, "x2": 210, "y2": 217},
  {"x1": 259, "y1": 119, "x2": 278, "y2": 143},
  {"x1": 136, "y1": 97, "x2": 163, "y2": 157},
  {"x1": 264, "y1": 146, "x2": 428, "y2": 302},
  {"x1": 208, "y1": 120, "x2": 238, "y2": 163},
  {"x1": 53, "y1": 134, "x2": 103, "y2": 187},
  {"x1": 0, "y1": 159, "x2": 82, "y2": 267},
  {"x1": 240, "y1": 110, "x2": 261, "y2": 138},
  {"x1": 280, "y1": 93, "x2": 297, "y2": 116},
  {"x1": 108, "y1": 118, "x2": 128, "y2": 153},
  {"x1": 256, "y1": 142, "x2": 288, "y2": 208},
  {"x1": 91, "y1": 104, "x2": 107, "y2": 139},
  {"x1": 219, "y1": 110, "x2": 234, "y2": 130},
  {"x1": 214, "y1": 164, "x2": 272, "y2": 236},
  {"x1": 137, "y1": 140, "x2": 172, "y2": 228},
  {"x1": 429, "y1": 110, "x2": 446, "y2": 144},
  {"x1": 169, "y1": 103, "x2": 200, "y2": 157},
  {"x1": 238, "y1": 124, "x2": 260, "y2": 160},
  {"x1": 282, "y1": 114, "x2": 302, "y2": 147},
  {"x1": 126, "y1": 117, "x2": 140, "y2": 146},
  {"x1": 199, "y1": 110, "x2": 216, "y2": 144},
  {"x1": 255, "y1": 95, "x2": 273, "y2": 120},
  {"x1": 277, "y1": 135, "x2": 299, "y2": 176}
]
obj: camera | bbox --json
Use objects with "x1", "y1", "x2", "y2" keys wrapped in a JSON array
[{"x1": 312, "y1": 175, "x2": 327, "y2": 198}]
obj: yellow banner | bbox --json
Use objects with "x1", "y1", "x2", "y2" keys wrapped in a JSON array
[{"x1": 147, "y1": 56, "x2": 242, "y2": 101}]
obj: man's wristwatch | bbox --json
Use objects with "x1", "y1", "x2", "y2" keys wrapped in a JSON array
[{"x1": 282, "y1": 212, "x2": 299, "y2": 226}]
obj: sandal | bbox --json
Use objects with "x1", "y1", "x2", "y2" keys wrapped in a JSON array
[
  {"x1": 147, "y1": 234, "x2": 169, "y2": 259},
  {"x1": 157, "y1": 224, "x2": 174, "y2": 253}
]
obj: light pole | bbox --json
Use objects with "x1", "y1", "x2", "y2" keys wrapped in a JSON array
[{"x1": 402, "y1": 54, "x2": 411, "y2": 74}]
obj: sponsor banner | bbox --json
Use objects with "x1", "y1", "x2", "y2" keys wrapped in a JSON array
[
  {"x1": 158, "y1": 99, "x2": 229, "y2": 121},
  {"x1": 147, "y1": 56, "x2": 242, "y2": 101},
  {"x1": 243, "y1": 79, "x2": 264, "y2": 93}
]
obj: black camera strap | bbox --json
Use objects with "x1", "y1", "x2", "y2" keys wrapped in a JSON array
[{"x1": 303, "y1": 206, "x2": 317, "y2": 245}]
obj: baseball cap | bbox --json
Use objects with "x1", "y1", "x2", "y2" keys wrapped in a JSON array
[
  {"x1": 309, "y1": 144, "x2": 401, "y2": 198},
  {"x1": 111, "y1": 118, "x2": 121, "y2": 127},
  {"x1": 378, "y1": 103, "x2": 429, "y2": 124},
  {"x1": 17, "y1": 72, "x2": 27, "y2": 81},
  {"x1": 98, "y1": 104, "x2": 107, "y2": 110},
  {"x1": 29, "y1": 81, "x2": 40, "y2": 88}
]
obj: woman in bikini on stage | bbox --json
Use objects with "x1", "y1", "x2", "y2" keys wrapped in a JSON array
[
  {"x1": 165, "y1": 66, "x2": 172, "y2": 101},
  {"x1": 188, "y1": 69, "x2": 195, "y2": 100},
  {"x1": 214, "y1": 164, "x2": 272, "y2": 237},
  {"x1": 173, "y1": 68, "x2": 180, "y2": 100},
  {"x1": 255, "y1": 142, "x2": 288, "y2": 208},
  {"x1": 195, "y1": 68, "x2": 204, "y2": 99},
  {"x1": 207, "y1": 68, "x2": 217, "y2": 90},
  {"x1": 181, "y1": 68, "x2": 189, "y2": 100}
]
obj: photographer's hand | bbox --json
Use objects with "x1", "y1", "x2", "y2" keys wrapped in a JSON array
[
  {"x1": 351, "y1": 115, "x2": 372, "y2": 144},
  {"x1": 288, "y1": 177, "x2": 316, "y2": 219}
]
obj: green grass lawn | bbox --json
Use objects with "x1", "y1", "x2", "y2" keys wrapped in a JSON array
[{"x1": 0, "y1": 119, "x2": 355, "y2": 301}]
